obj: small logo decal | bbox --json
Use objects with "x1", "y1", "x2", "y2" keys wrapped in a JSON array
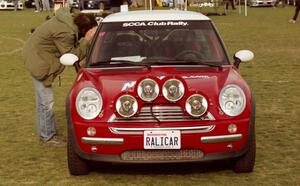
[{"x1": 121, "y1": 81, "x2": 136, "y2": 91}]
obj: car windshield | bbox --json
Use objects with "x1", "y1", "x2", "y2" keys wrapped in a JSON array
[{"x1": 88, "y1": 21, "x2": 229, "y2": 67}]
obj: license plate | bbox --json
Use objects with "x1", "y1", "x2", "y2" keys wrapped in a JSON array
[{"x1": 144, "y1": 130, "x2": 181, "y2": 149}]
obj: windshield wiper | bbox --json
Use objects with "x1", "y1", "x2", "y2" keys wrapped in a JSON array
[
  {"x1": 90, "y1": 59, "x2": 221, "y2": 69},
  {"x1": 184, "y1": 60, "x2": 222, "y2": 68},
  {"x1": 89, "y1": 60, "x2": 151, "y2": 69},
  {"x1": 143, "y1": 58, "x2": 222, "y2": 68}
]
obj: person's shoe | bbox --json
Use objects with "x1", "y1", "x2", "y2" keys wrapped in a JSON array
[
  {"x1": 34, "y1": 10, "x2": 39, "y2": 13},
  {"x1": 288, "y1": 19, "x2": 296, "y2": 23},
  {"x1": 41, "y1": 136, "x2": 66, "y2": 147}
]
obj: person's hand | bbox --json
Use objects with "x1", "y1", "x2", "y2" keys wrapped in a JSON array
[{"x1": 84, "y1": 27, "x2": 97, "y2": 41}]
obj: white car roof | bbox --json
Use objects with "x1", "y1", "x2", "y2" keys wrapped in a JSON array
[{"x1": 102, "y1": 10, "x2": 210, "y2": 23}]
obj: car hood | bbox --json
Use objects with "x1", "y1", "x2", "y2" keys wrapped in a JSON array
[{"x1": 77, "y1": 65, "x2": 248, "y2": 95}]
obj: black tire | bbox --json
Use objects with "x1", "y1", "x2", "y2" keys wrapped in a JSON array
[
  {"x1": 232, "y1": 129, "x2": 256, "y2": 173},
  {"x1": 67, "y1": 129, "x2": 90, "y2": 175},
  {"x1": 232, "y1": 96, "x2": 256, "y2": 173}
]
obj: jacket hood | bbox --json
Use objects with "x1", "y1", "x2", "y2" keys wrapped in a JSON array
[{"x1": 55, "y1": 7, "x2": 78, "y2": 33}]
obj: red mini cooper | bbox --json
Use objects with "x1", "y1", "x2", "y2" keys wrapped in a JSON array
[{"x1": 60, "y1": 10, "x2": 255, "y2": 175}]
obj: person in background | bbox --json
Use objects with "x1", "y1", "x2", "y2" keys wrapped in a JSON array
[
  {"x1": 226, "y1": 0, "x2": 236, "y2": 10},
  {"x1": 110, "y1": 0, "x2": 130, "y2": 12},
  {"x1": 175, "y1": 0, "x2": 185, "y2": 10},
  {"x1": 22, "y1": 7, "x2": 97, "y2": 145},
  {"x1": 34, "y1": 0, "x2": 41, "y2": 12},
  {"x1": 131, "y1": 0, "x2": 143, "y2": 7},
  {"x1": 275, "y1": 0, "x2": 285, "y2": 7},
  {"x1": 42, "y1": 0, "x2": 51, "y2": 11},
  {"x1": 289, "y1": 0, "x2": 300, "y2": 23},
  {"x1": 79, "y1": 0, "x2": 84, "y2": 10},
  {"x1": 12, "y1": 0, "x2": 19, "y2": 10}
]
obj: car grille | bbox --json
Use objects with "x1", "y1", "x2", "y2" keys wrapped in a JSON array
[
  {"x1": 108, "y1": 105, "x2": 215, "y2": 123},
  {"x1": 121, "y1": 149, "x2": 204, "y2": 161}
]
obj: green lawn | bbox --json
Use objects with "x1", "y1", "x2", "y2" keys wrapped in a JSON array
[{"x1": 0, "y1": 6, "x2": 300, "y2": 185}]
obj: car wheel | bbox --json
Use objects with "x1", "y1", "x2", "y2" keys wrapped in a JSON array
[
  {"x1": 67, "y1": 128, "x2": 90, "y2": 175},
  {"x1": 232, "y1": 124, "x2": 256, "y2": 173}
]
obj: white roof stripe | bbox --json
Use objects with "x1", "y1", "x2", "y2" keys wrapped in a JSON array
[{"x1": 102, "y1": 10, "x2": 210, "y2": 22}]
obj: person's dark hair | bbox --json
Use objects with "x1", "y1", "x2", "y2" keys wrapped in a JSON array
[{"x1": 73, "y1": 14, "x2": 97, "y2": 39}]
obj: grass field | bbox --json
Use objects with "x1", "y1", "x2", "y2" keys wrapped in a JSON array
[{"x1": 0, "y1": 6, "x2": 300, "y2": 185}]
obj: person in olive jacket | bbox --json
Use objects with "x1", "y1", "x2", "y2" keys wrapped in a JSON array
[{"x1": 22, "y1": 7, "x2": 97, "y2": 144}]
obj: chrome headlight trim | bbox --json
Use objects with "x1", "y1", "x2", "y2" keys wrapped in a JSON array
[
  {"x1": 137, "y1": 78, "x2": 159, "y2": 102},
  {"x1": 219, "y1": 84, "x2": 246, "y2": 116},
  {"x1": 185, "y1": 94, "x2": 208, "y2": 117},
  {"x1": 116, "y1": 94, "x2": 138, "y2": 118},
  {"x1": 75, "y1": 87, "x2": 103, "y2": 120},
  {"x1": 162, "y1": 78, "x2": 185, "y2": 102}
]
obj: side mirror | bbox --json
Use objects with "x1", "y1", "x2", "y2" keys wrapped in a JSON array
[
  {"x1": 233, "y1": 50, "x2": 254, "y2": 68},
  {"x1": 60, "y1": 53, "x2": 80, "y2": 72},
  {"x1": 60, "y1": 53, "x2": 78, "y2": 66}
]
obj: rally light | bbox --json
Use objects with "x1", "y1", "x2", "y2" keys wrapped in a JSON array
[
  {"x1": 219, "y1": 84, "x2": 246, "y2": 116},
  {"x1": 137, "y1": 78, "x2": 159, "y2": 102},
  {"x1": 116, "y1": 94, "x2": 138, "y2": 118},
  {"x1": 162, "y1": 79, "x2": 185, "y2": 102},
  {"x1": 76, "y1": 87, "x2": 103, "y2": 120},
  {"x1": 185, "y1": 94, "x2": 208, "y2": 117}
]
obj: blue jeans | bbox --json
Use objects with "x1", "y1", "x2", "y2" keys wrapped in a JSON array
[
  {"x1": 34, "y1": 0, "x2": 40, "y2": 11},
  {"x1": 32, "y1": 77, "x2": 56, "y2": 141},
  {"x1": 42, "y1": 0, "x2": 50, "y2": 11}
]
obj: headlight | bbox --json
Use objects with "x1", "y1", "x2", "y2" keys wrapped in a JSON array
[
  {"x1": 137, "y1": 78, "x2": 159, "y2": 102},
  {"x1": 116, "y1": 94, "x2": 138, "y2": 118},
  {"x1": 185, "y1": 94, "x2": 208, "y2": 117},
  {"x1": 76, "y1": 87, "x2": 103, "y2": 120},
  {"x1": 162, "y1": 79, "x2": 185, "y2": 102},
  {"x1": 219, "y1": 84, "x2": 246, "y2": 116}
]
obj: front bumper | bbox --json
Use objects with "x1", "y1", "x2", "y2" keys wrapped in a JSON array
[
  {"x1": 70, "y1": 118, "x2": 251, "y2": 163},
  {"x1": 81, "y1": 133, "x2": 243, "y2": 146}
]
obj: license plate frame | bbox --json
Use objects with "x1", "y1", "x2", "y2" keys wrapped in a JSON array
[{"x1": 143, "y1": 130, "x2": 181, "y2": 149}]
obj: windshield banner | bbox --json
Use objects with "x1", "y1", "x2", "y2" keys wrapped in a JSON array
[{"x1": 123, "y1": 21, "x2": 189, "y2": 27}]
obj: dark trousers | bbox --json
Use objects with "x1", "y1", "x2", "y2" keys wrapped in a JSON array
[
  {"x1": 293, "y1": 6, "x2": 300, "y2": 20},
  {"x1": 226, "y1": 0, "x2": 235, "y2": 9},
  {"x1": 79, "y1": 0, "x2": 84, "y2": 10}
]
